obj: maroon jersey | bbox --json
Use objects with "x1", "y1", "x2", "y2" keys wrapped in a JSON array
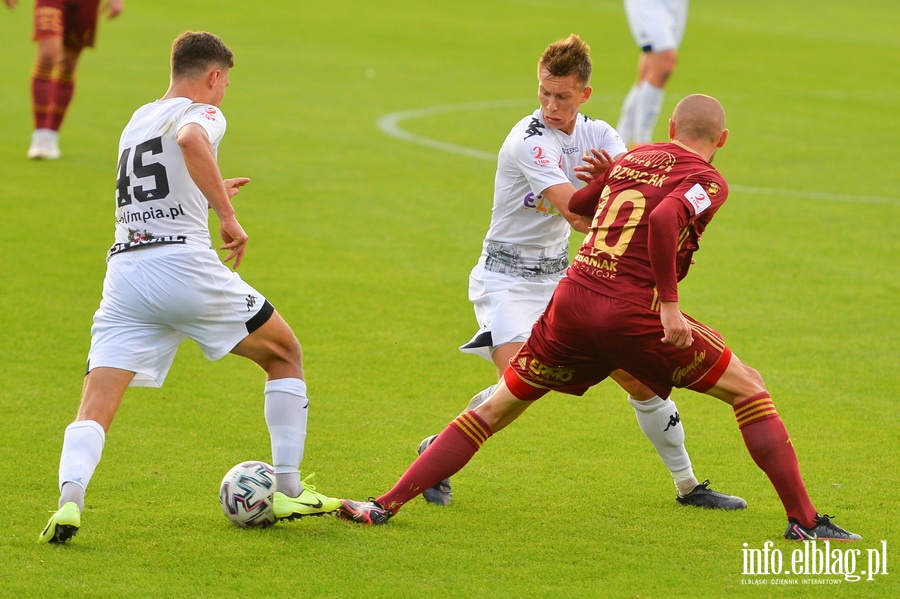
[{"x1": 568, "y1": 141, "x2": 728, "y2": 310}]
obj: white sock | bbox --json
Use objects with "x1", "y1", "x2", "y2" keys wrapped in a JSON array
[
  {"x1": 466, "y1": 384, "x2": 497, "y2": 410},
  {"x1": 616, "y1": 84, "x2": 640, "y2": 146},
  {"x1": 628, "y1": 395, "x2": 698, "y2": 495},
  {"x1": 58, "y1": 420, "x2": 106, "y2": 510},
  {"x1": 634, "y1": 82, "x2": 665, "y2": 144},
  {"x1": 264, "y1": 378, "x2": 308, "y2": 498}
]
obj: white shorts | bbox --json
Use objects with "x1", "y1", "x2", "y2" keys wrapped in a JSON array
[
  {"x1": 459, "y1": 262, "x2": 563, "y2": 361},
  {"x1": 87, "y1": 245, "x2": 272, "y2": 388},
  {"x1": 624, "y1": 0, "x2": 689, "y2": 53}
]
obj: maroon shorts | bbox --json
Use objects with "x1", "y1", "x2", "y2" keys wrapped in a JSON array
[
  {"x1": 508, "y1": 277, "x2": 732, "y2": 400},
  {"x1": 34, "y1": 0, "x2": 101, "y2": 50}
]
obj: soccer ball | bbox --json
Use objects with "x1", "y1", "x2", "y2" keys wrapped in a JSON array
[{"x1": 219, "y1": 461, "x2": 277, "y2": 528}]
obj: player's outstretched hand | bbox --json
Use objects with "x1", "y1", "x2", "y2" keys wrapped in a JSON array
[
  {"x1": 104, "y1": 0, "x2": 124, "y2": 19},
  {"x1": 224, "y1": 177, "x2": 251, "y2": 200},
  {"x1": 219, "y1": 217, "x2": 248, "y2": 269},
  {"x1": 660, "y1": 302, "x2": 693, "y2": 349},
  {"x1": 574, "y1": 148, "x2": 614, "y2": 183}
]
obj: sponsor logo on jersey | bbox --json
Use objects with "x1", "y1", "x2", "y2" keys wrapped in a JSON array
[
  {"x1": 117, "y1": 204, "x2": 185, "y2": 225},
  {"x1": 202, "y1": 107, "x2": 219, "y2": 121},
  {"x1": 523, "y1": 192, "x2": 561, "y2": 216},
  {"x1": 671, "y1": 350, "x2": 707, "y2": 385},
  {"x1": 561, "y1": 146, "x2": 580, "y2": 155},
  {"x1": 128, "y1": 228, "x2": 155, "y2": 243},
  {"x1": 525, "y1": 357, "x2": 574, "y2": 384},
  {"x1": 573, "y1": 253, "x2": 618, "y2": 277},
  {"x1": 684, "y1": 183, "x2": 712, "y2": 215},
  {"x1": 531, "y1": 146, "x2": 552, "y2": 166},
  {"x1": 624, "y1": 150, "x2": 677, "y2": 172},
  {"x1": 107, "y1": 235, "x2": 187, "y2": 257},
  {"x1": 707, "y1": 182, "x2": 720, "y2": 195},
  {"x1": 524, "y1": 117, "x2": 545, "y2": 140}
]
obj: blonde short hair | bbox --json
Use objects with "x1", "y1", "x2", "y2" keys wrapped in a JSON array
[{"x1": 538, "y1": 34, "x2": 591, "y2": 87}]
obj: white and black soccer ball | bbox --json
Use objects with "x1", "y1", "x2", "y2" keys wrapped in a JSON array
[{"x1": 219, "y1": 460, "x2": 276, "y2": 528}]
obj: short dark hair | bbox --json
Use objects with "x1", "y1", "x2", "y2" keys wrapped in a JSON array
[
  {"x1": 171, "y1": 31, "x2": 234, "y2": 79},
  {"x1": 538, "y1": 34, "x2": 591, "y2": 87}
]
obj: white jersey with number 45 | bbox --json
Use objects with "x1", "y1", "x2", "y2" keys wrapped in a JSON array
[{"x1": 111, "y1": 98, "x2": 226, "y2": 257}]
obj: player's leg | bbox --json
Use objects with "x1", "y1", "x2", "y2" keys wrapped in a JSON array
[
  {"x1": 339, "y1": 372, "x2": 541, "y2": 524},
  {"x1": 230, "y1": 309, "x2": 338, "y2": 519},
  {"x1": 631, "y1": 49, "x2": 676, "y2": 145},
  {"x1": 40, "y1": 254, "x2": 179, "y2": 544},
  {"x1": 613, "y1": 369, "x2": 695, "y2": 491},
  {"x1": 616, "y1": 69, "x2": 641, "y2": 147},
  {"x1": 339, "y1": 280, "x2": 595, "y2": 524},
  {"x1": 611, "y1": 369, "x2": 746, "y2": 509},
  {"x1": 415, "y1": 342, "x2": 518, "y2": 506},
  {"x1": 621, "y1": 0, "x2": 681, "y2": 145},
  {"x1": 39, "y1": 44, "x2": 83, "y2": 158},
  {"x1": 490, "y1": 341, "x2": 521, "y2": 381},
  {"x1": 697, "y1": 352, "x2": 860, "y2": 540},
  {"x1": 39, "y1": 367, "x2": 133, "y2": 543},
  {"x1": 28, "y1": 32, "x2": 63, "y2": 158},
  {"x1": 416, "y1": 380, "x2": 498, "y2": 502},
  {"x1": 428, "y1": 265, "x2": 552, "y2": 505}
]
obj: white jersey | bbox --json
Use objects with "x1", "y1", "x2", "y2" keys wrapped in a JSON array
[
  {"x1": 110, "y1": 98, "x2": 227, "y2": 257},
  {"x1": 461, "y1": 109, "x2": 626, "y2": 358},
  {"x1": 482, "y1": 108, "x2": 626, "y2": 265}
]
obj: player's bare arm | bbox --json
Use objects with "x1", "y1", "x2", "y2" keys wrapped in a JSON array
[
  {"x1": 178, "y1": 123, "x2": 249, "y2": 268},
  {"x1": 541, "y1": 183, "x2": 592, "y2": 233}
]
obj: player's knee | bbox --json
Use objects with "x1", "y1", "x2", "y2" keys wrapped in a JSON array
[
  {"x1": 36, "y1": 42, "x2": 64, "y2": 69},
  {"x1": 610, "y1": 370, "x2": 654, "y2": 399},
  {"x1": 59, "y1": 49, "x2": 82, "y2": 75},
  {"x1": 664, "y1": 52, "x2": 678, "y2": 74},
  {"x1": 275, "y1": 333, "x2": 302, "y2": 368},
  {"x1": 58, "y1": 59, "x2": 78, "y2": 78},
  {"x1": 744, "y1": 363, "x2": 766, "y2": 391},
  {"x1": 733, "y1": 362, "x2": 767, "y2": 397},
  {"x1": 647, "y1": 50, "x2": 677, "y2": 85},
  {"x1": 242, "y1": 326, "x2": 302, "y2": 376},
  {"x1": 36, "y1": 50, "x2": 60, "y2": 70}
]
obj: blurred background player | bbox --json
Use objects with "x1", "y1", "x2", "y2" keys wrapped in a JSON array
[
  {"x1": 39, "y1": 31, "x2": 339, "y2": 544},
  {"x1": 617, "y1": 0, "x2": 688, "y2": 147},
  {"x1": 337, "y1": 94, "x2": 861, "y2": 544},
  {"x1": 418, "y1": 34, "x2": 744, "y2": 512},
  {"x1": 10, "y1": 0, "x2": 125, "y2": 159}
]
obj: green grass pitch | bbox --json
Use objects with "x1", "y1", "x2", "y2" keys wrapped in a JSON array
[{"x1": 1, "y1": 1, "x2": 897, "y2": 596}]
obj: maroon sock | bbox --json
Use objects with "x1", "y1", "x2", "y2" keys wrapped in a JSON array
[
  {"x1": 377, "y1": 410, "x2": 492, "y2": 513},
  {"x1": 48, "y1": 76, "x2": 75, "y2": 131},
  {"x1": 31, "y1": 70, "x2": 54, "y2": 129},
  {"x1": 734, "y1": 393, "x2": 818, "y2": 527}
]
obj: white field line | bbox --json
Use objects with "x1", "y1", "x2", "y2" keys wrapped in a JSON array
[{"x1": 377, "y1": 101, "x2": 899, "y2": 207}]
